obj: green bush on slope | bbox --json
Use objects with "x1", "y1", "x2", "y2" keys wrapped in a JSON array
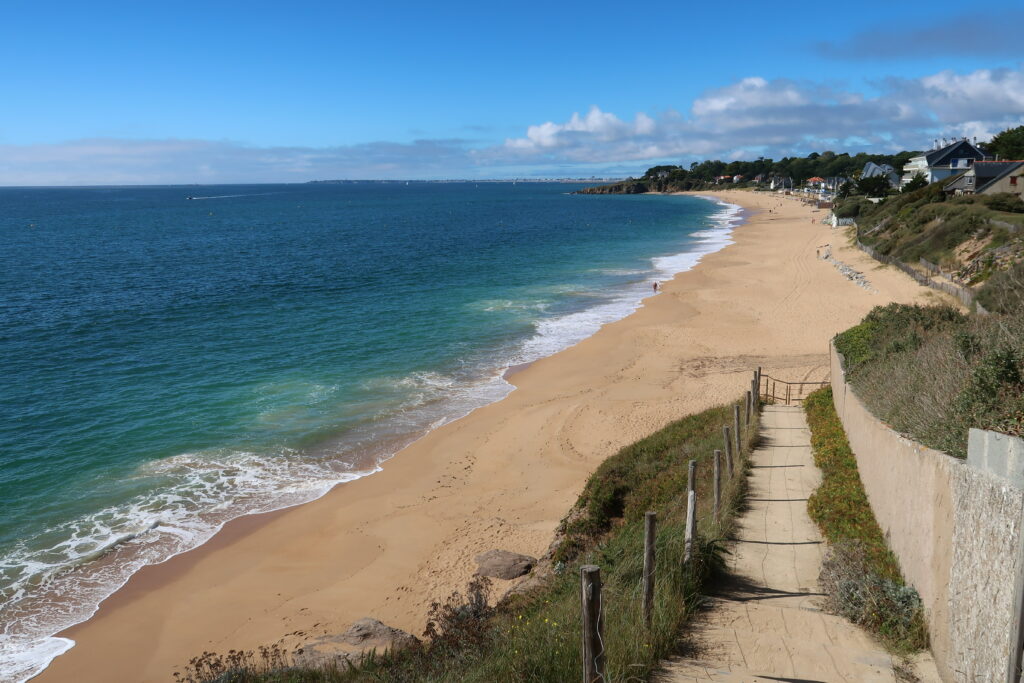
[
  {"x1": 804, "y1": 388, "x2": 927, "y2": 653},
  {"x1": 834, "y1": 303, "x2": 1024, "y2": 458}
]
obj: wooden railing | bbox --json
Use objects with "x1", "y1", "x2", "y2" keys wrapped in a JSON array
[{"x1": 759, "y1": 374, "x2": 829, "y2": 406}]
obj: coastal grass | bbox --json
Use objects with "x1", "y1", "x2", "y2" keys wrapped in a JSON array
[
  {"x1": 851, "y1": 181, "x2": 1024, "y2": 270},
  {"x1": 175, "y1": 400, "x2": 759, "y2": 682},
  {"x1": 834, "y1": 302, "x2": 1024, "y2": 458},
  {"x1": 804, "y1": 387, "x2": 928, "y2": 654}
]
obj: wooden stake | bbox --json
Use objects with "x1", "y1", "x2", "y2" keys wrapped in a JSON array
[
  {"x1": 713, "y1": 451, "x2": 721, "y2": 521},
  {"x1": 684, "y1": 490, "x2": 697, "y2": 564},
  {"x1": 580, "y1": 565, "x2": 607, "y2": 683},
  {"x1": 745, "y1": 390, "x2": 752, "y2": 426},
  {"x1": 687, "y1": 459, "x2": 696, "y2": 494},
  {"x1": 733, "y1": 404, "x2": 742, "y2": 454},
  {"x1": 643, "y1": 512, "x2": 656, "y2": 628},
  {"x1": 723, "y1": 426, "x2": 734, "y2": 477}
]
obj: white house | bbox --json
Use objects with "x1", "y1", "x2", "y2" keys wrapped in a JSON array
[{"x1": 900, "y1": 138, "x2": 988, "y2": 187}]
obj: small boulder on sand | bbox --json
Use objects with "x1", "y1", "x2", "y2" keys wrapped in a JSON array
[
  {"x1": 474, "y1": 549, "x2": 536, "y2": 580},
  {"x1": 340, "y1": 617, "x2": 419, "y2": 649},
  {"x1": 293, "y1": 618, "x2": 418, "y2": 666}
]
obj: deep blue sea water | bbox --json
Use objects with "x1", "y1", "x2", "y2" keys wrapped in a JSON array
[{"x1": 0, "y1": 182, "x2": 739, "y2": 679}]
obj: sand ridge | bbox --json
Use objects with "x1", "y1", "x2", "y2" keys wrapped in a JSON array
[{"x1": 37, "y1": 190, "x2": 944, "y2": 682}]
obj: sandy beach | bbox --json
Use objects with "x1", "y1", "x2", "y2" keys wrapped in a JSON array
[{"x1": 36, "y1": 190, "x2": 945, "y2": 682}]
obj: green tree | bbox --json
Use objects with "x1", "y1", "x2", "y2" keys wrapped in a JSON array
[
  {"x1": 986, "y1": 126, "x2": 1024, "y2": 160},
  {"x1": 902, "y1": 173, "x2": 928, "y2": 193},
  {"x1": 837, "y1": 181, "x2": 855, "y2": 199},
  {"x1": 857, "y1": 175, "x2": 891, "y2": 197}
]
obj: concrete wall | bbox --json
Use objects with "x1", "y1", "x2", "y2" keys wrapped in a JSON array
[{"x1": 830, "y1": 343, "x2": 1024, "y2": 682}]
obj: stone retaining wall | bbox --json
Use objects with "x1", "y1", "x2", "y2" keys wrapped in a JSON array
[{"x1": 830, "y1": 343, "x2": 1024, "y2": 681}]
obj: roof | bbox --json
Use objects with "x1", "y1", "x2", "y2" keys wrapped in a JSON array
[
  {"x1": 972, "y1": 160, "x2": 1023, "y2": 180},
  {"x1": 924, "y1": 139, "x2": 987, "y2": 167},
  {"x1": 807, "y1": 176, "x2": 825, "y2": 182},
  {"x1": 943, "y1": 172, "x2": 972, "y2": 192},
  {"x1": 977, "y1": 160, "x2": 1024, "y2": 193},
  {"x1": 862, "y1": 161, "x2": 896, "y2": 178}
]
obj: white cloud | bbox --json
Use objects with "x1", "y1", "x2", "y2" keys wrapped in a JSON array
[
  {"x1": 506, "y1": 106, "x2": 657, "y2": 150},
  {"x1": 498, "y1": 66, "x2": 1024, "y2": 167},
  {"x1": 915, "y1": 68, "x2": 1024, "y2": 138},
  {"x1": 691, "y1": 77, "x2": 809, "y2": 116},
  {"x1": 3, "y1": 65, "x2": 1024, "y2": 185}
]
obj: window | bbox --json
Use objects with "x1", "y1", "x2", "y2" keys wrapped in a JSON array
[{"x1": 1012, "y1": 176, "x2": 1018, "y2": 186}]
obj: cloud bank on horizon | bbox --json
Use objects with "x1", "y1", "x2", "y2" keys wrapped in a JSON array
[{"x1": 4, "y1": 64, "x2": 1024, "y2": 185}]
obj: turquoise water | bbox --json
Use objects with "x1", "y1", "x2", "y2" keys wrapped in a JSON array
[{"x1": 0, "y1": 182, "x2": 739, "y2": 679}]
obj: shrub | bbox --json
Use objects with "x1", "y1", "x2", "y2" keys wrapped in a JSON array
[
  {"x1": 834, "y1": 303, "x2": 964, "y2": 375},
  {"x1": 983, "y1": 193, "x2": 1024, "y2": 214},
  {"x1": 804, "y1": 388, "x2": 928, "y2": 653},
  {"x1": 977, "y1": 261, "x2": 1024, "y2": 314},
  {"x1": 834, "y1": 303, "x2": 1024, "y2": 458},
  {"x1": 833, "y1": 198, "x2": 872, "y2": 219},
  {"x1": 819, "y1": 541, "x2": 928, "y2": 653}
]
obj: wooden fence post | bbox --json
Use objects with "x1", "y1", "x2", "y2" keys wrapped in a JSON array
[
  {"x1": 722, "y1": 426, "x2": 734, "y2": 477},
  {"x1": 687, "y1": 459, "x2": 696, "y2": 494},
  {"x1": 745, "y1": 390, "x2": 751, "y2": 426},
  {"x1": 580, "y1": 565, "x2": 607, "y2": 683},
  {"x1": 643, "y1": 512, "x2": 656, "y2": 628},
  {"x1": 733, "y1": 404, "x2": 742, "y2": 454},
  {"x1": 684, "y1": 490, "x2": 697, "y2": 564},
  {"x1": 713, "y1": 451, "x2": 721, "y2": 521}
]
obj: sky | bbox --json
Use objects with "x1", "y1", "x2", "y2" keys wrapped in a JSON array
[{"x1": 1, "y1": 1, "x2": 1023, "y2": 185}]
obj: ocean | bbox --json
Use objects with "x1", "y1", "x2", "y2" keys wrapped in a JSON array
[{"x1": 0, "y1": 182, "x2": 740, "y2": 680}]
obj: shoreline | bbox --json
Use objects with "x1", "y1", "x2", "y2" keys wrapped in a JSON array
[
  {"x1": 36, "y1": 190, "x2": 939, "y2": 682},
  {"x1": 9, "y1": 193, "x2": 739, "y2": 682}
]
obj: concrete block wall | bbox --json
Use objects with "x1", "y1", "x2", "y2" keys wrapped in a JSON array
[
  {"x1": 830, "y1": 343, "x2": 1024, "y2": 682},
  {"x1": 969, "y1": 428, "x2": 1024, "y2": 490}
]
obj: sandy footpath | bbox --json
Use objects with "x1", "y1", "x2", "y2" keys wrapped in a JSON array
[{"x1": 37, "y1": 190, "x2": 943, "y2": 682}]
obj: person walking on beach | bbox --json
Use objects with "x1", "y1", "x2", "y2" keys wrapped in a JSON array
[{"x1": 652, "y1": 281, "x2": 659, "y2": 293}]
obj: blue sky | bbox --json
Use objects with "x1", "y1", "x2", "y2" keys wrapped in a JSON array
[{"x1": 1, "y1": 1, "x2": 1022, "y2": 184}]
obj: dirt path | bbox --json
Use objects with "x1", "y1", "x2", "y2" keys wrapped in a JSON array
[{"x1": 658, "y1": 405, "x2": 940, "y2": 682}]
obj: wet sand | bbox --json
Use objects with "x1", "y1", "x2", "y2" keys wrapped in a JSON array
[{"x1": 37, "y1": 190, "x2": 943, "y2": 681}]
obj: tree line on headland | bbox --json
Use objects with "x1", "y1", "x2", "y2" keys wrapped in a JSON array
[{"x1": 579, "y1": 125, "x2": 1024, "y2": 195}]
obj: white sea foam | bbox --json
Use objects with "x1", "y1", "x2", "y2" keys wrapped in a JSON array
[
  {"x1": 516, "y1": 196, "x2": 741, "y2": 365},
  {"x1": 0, "y1": 195, "x2": 745, "y2": 682},
  {"x1": 0, "y1": 450, "x2": 375, "y2": 682}
]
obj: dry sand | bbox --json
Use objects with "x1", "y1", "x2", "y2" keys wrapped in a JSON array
[{"x1": 37, "y1": 190, "x2": 945, "y2": 682}]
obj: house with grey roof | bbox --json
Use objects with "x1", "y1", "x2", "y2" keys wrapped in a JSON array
[
  {"x1": 900, "y1": 138, "x2": 989, "y2": 187},
  {"x1": 944, "y1": 160, "x2": 1024, "y2": 197},
  {"x1": 861, "y1": 161, "x2": 899, "y2": 188}
]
